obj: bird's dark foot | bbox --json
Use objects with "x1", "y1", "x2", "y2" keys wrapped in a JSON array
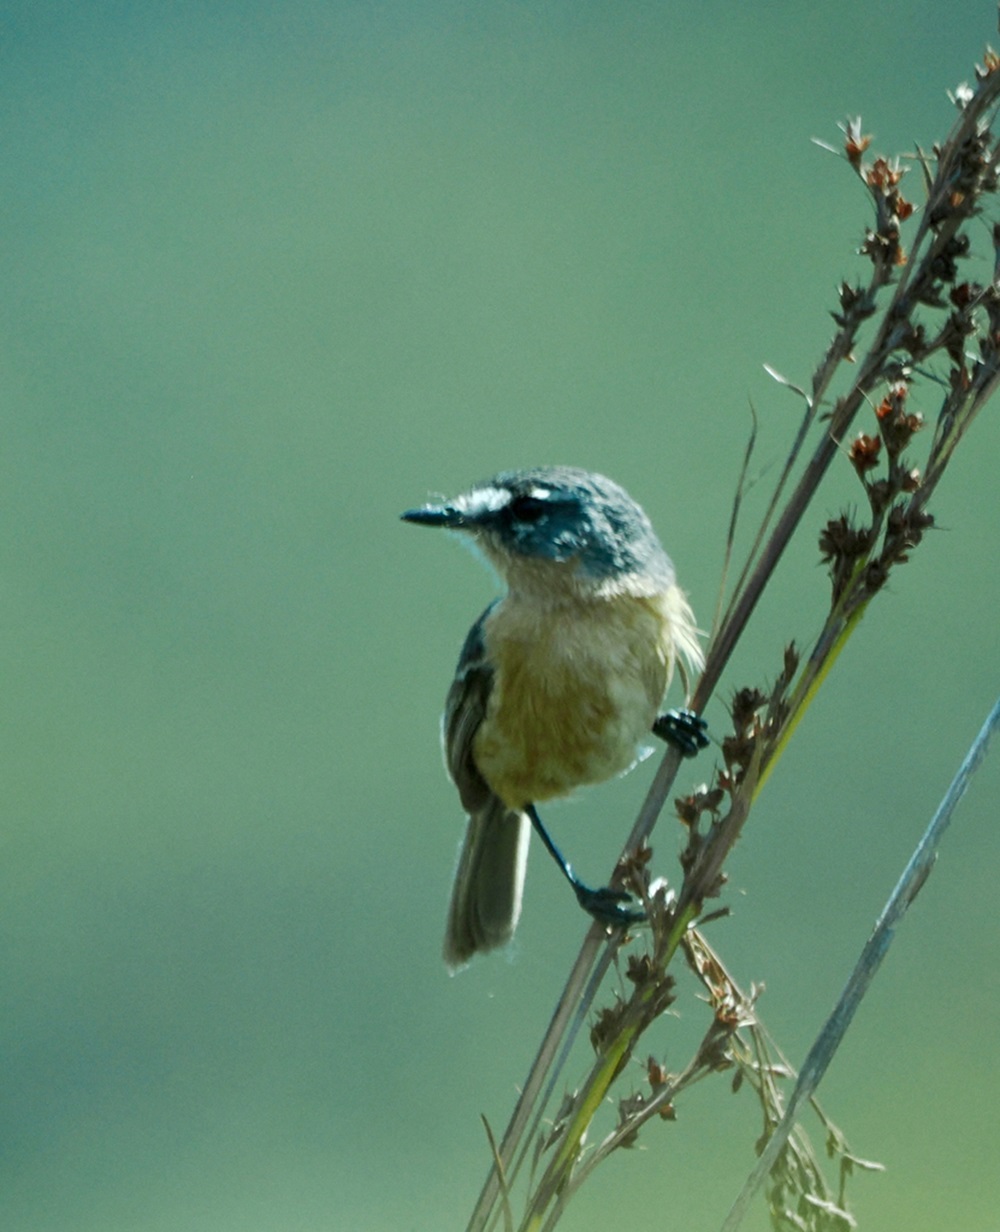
[
  {"x1": 653, "y1": 708, "x2": 709, "y2": 758},
  {"x1": 573, "y1": 881, "x2": 646, "y2": 929}
]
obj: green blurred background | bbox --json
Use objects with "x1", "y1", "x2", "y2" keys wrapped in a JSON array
[{"x1": 2, "y1": 3, "x2": 999, "y2": 1229}]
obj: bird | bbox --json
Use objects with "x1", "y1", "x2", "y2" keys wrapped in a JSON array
[{"x1": 402, "y1": 466, "x2": 706, "y2": 970}]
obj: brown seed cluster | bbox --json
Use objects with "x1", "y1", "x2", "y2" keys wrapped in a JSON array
[{"x1": 822, "y1": 380, "x2": 936, "y2": 603}]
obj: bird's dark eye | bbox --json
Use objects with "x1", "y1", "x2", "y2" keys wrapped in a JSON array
[{"x1": 509, "y1": 495, "x2": 549, "y2": 523}]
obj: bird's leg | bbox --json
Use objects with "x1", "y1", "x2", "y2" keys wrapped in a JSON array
[
  {"x1": 526, "y1": 804, "x2": 644, "y2": 928},
  {"x1": 652, "y1": 708, "x2": 709, "y2": 757}
]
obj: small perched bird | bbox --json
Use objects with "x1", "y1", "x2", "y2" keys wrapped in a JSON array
[{"x1": 402, "y1": 466, "x2": 706, "y2": 970}]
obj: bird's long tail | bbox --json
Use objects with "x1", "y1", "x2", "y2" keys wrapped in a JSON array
[{"x1": 443, "y1": 799, "x2": 529, "y2": 971}]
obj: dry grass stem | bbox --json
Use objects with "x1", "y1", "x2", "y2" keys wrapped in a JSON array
[{"x1": 466, "y1": 43, "x2": 1000, "y2": 1232}]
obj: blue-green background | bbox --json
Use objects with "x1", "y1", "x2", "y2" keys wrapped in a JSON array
[{"x1": 3, "y1": 4, "x2": 999, "y2": 1229}]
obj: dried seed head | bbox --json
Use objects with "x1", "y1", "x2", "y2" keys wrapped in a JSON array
[
  {"x1": 843, "y1": 118, "x2": 872, "y2": 167},
  {"x1": 849, "y1": 432, "x2": 882, "y2": 474}
]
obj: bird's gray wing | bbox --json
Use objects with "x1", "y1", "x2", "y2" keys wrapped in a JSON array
[
  {"x1": 442, "y1": 601, "x2": 498, "y2": 814},
  {"x1": 441, "y1": 601, "x2": 529, "y2": 969}
]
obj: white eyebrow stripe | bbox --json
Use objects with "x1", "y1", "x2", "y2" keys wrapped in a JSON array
[{"x1": 457, "y1": 485, "x2": 511, "y2": 515}]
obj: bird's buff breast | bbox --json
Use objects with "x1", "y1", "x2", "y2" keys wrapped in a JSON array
[{"x1": 474, "y1": 591, "x2": 673, "y2": 809}]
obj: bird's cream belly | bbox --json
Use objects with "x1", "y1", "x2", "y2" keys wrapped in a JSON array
[{"x1": 473, "y1": 593, "x2": 672, "y2": 809}]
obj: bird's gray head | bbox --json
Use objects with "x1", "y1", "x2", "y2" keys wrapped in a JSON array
[{"x1": 402, "y1": 466, "x2": 675, "y2": 593}]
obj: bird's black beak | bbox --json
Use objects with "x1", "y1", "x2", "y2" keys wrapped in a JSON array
[{"x1": 401, "y1": 503, "x2": 466, "y2": 529}]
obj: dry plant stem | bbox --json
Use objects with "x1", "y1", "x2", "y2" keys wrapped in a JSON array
[
  {"x1": 720, "y1": 695, "x2": 1000, "y2": 1232},
  {"x1": 517, "y1": 741, "x2": 766, "y2": 1228},
  {"x1": 686, "y1": 926, "x2": 872, "y2": 1225},
  {"x1": 558, "y1": 934, "x2": 764, "y2": 1206},
  {"x1": 467, "y1": 770, "x2": 687, "y2": 1232},
  {"x1": 672, "y1": 63, "x2": 1000, "y2": 914},
  {"x1": 540, "y1": 1060, "x2": 714, "y2": 1232},
  {"x1": 467, "y1": 62, "x2": 1000, "y2": 1232}
]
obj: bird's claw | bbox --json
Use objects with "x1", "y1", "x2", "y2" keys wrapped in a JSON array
[
  {"x1": 652, "y1": 708, "x2": 709, "y2": 758},
  {"x1": 573, "y1": 882, "x2": 646, "y2": 929}
]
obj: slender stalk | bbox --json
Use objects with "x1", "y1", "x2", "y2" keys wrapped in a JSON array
[
  {"x1": 720, "y1": 696, "x2": 1000, "y2": 1232},
  {"x1": 466, "y1": 52, "x2": 1000, "y2": 1232}
]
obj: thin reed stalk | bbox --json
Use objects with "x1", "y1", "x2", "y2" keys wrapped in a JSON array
[{"x1": 467, "y1": 44, "x2": 1000, "y2": 1232}]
